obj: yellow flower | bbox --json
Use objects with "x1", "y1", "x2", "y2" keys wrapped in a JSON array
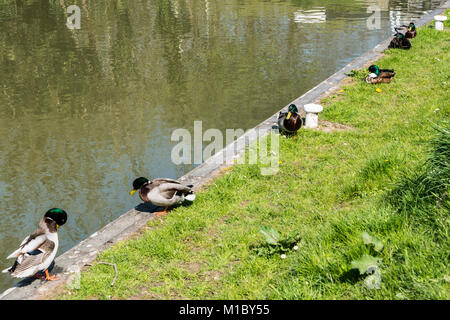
[
  {"x1": 339, "y1": 89, "x2": 344, "y2": 93},
  {"x1": 376, "y1": 88, "x2": 382, "y2": 93}
]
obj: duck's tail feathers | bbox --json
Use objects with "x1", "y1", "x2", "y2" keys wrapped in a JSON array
[
  {"x1": 6, "y1": 249, "x2": 21, "y2": 260},
  {"x1": 185, "y1": 193, "x2": 196, "y2": 202},
  {"x1": 2, "y1": 267, "x2": 11, "y2": 273}
]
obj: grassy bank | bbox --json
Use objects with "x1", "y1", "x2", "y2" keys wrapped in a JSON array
[{"x1": 59, "y1": 18, "x2": 449, "y2": 300}]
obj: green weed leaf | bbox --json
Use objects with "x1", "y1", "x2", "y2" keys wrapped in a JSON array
[
  {"x1": 351, "y1": 254, "x2": 380, "y2": 275},
  {"x1": 362, "y1": 231, "x2": 384, "y2": 252},
  {"x1": 259, "y1": 226, "x2": 280, "y2": 245}
]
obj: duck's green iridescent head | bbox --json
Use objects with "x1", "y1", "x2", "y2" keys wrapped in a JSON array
[
  {"x1": 368, "y1": 65, "x2": 380, "y2": 75},
  {"x1": 130, "y1": 177, "x2": 149, "y2": 195},
  {"x1": 286, "y1": 104, "x2": 298, "y2": 120},
  {"x1": 288, "y1": 104, "x2": 298, "y2": 113},
  {"x1": 409, "y1": 22, "x2": 415, "y2": 31},
  {"x1": 397, "y1": 32, "x2": 404, "y2": 39},
  {"x1": 44, "y1": 208, "x2": 68, "y2": 229}
]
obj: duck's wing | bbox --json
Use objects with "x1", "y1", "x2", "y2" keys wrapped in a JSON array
[
  {"x1": 402, "y1": 38, "x2": 411, "y2": 49},
  {"x1": 7, "y1": 239, "x2": 55, "y2": 276},
  {"x1": 395, "y1": 27, "x2": 407, "y2": 35},
  {"x1": 147, "y1": 183, "x2": 191, "y2": 202},
  {"x1": 157, "y1": 183, "x2": 193, "y2": 198},
  {"x1": 278, "y1": 110, "x2": 287, "y2": 118},
  {"x1": 151, "y1": 178, "x2": 183, "y2": 186},
  {"x1": 277, "y1": 112, "x2": 287, "y2": 129},
  {"x1": 367, "y1": 77, "x2": 391, "y2": 84},
  {"x1": 6, "y1": 232, "x2": 47, "y2": 259},
  {"x1": 379, "y1": 70, "x2": 395, "y2": 78},
  {"x1": 388, "y1": 37, "x2": 400, "y2": 48},
  {"x1": 146, "y1": 183, "x2": 193, "y2": 205}
]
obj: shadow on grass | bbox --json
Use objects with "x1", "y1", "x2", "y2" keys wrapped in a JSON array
[{"x1": 338, "y1": 268, "x2": 364, "y2": 285}]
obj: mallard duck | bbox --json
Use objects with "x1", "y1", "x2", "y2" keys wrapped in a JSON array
[
  {"x1": 130, "y1": 177, "x2": 196, "y2": 216},
  {"x1": 404, "y1": 22, "x2": 417, "y2": 38},
  {"x1": 277, "y1": 104, "x2": 302, "y2": 136},
  {"x1": 2, "y1": 208, "x2": 68, "y2": 281},
  {"x1": 365, "y1": 65, "x2": 396, "y2": 84},
  {"x1": 388, "y1": 32, "x2": 411, "y2": 50},
  {"x1": 397, "y1": 22, "x2": 417, "y2": 38}
]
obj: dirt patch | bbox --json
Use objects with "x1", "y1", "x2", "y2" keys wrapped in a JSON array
[
  {"x1": 203, "y1": 269, "x2": 224, "y2": 282},
  {"x1": 219, "y1": 215, "x2": 231, "y2": 223},
  {"x1": 207, "y1": 226, "x2": 220, "y2": 237},
  {"x1": 122, "y1": 285, "x2": 165, "y2": 300},
  {"x1": 183, "y1": 239, "x2": 206, "y2": 253},
  {"x1": 316, "y1": 120, "x2": 354, "y2": 133},
  {"x1": 239, "y1": 200, "x2": 250, "y2": 208},
  {"x1": 134, "y1": 286, "x2": 187, "y2": 300},
  {"x1": 181, "y1": 261, "x2": 205, "y2": 274}
]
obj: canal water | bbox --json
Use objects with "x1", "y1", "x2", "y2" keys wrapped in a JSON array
[{"x1": 0, "y1": 0, "x2": 444, "y2": 292}]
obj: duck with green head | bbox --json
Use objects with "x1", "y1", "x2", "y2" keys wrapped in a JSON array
[
  {"x1": 277, "y1": 104, "x2": 302, "y2": 136},
  {"x1": 399, "y1": 22, "x2": 417, "y2": 38},
  {"x1": 388, "y1": 32, "x2": 411, "y2": 50},
  {"x1": 365, "y1": 65, "x2": 396, "y2": 84},
  {"x1": 130, "y1": 177, "x2": 196, "y2": 216},
  {"x1": 3, "y1": 208, "x2": 68, "y2": 281}
]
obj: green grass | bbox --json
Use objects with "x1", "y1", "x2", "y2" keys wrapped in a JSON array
[{"x1": 59, "y1": 21, "x2": 450, "y2": 300}]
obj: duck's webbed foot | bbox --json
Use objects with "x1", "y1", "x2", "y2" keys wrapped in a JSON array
[
  {"x1": 155, "y1": 206, "x2": 168, "y2": 216},
  {"x1": 34, "y1": 269, "x2": 58, "y2": 281}
]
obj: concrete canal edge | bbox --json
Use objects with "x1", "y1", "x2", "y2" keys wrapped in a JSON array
[{"x1": 1, "y1": 2, "x2": 449, "y2": 300}]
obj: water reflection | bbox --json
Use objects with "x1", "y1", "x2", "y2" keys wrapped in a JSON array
[
  {"x1": 0, "y1": 0, "x2": 445, "y2": 292},
  {"x1": 293, "y1": 8, "x2": 327, "y2": 24}
]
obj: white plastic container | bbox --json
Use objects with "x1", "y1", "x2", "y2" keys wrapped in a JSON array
[{"x1": 434, "y1": 15, "x2": 447, "y2": 31}]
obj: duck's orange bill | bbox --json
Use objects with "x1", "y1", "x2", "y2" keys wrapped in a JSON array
[{"x1": 130, "y1": 189, "x2": 137, "y2": 195}]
